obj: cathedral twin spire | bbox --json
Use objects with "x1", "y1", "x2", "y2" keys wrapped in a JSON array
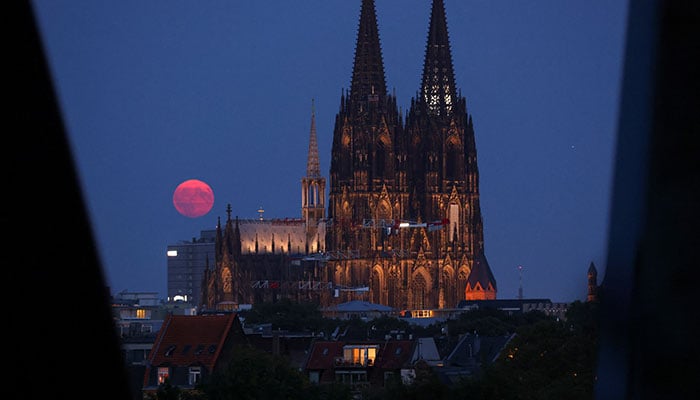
[
  {"x1": 420, "y1": 0, "x2": 458, "y2": 117},
  {"x1": 349, "y1": 0, "x2": 388, "y2": 110},
  {"x1": 326, "y1": 0, "x2": 497, "y2": 304},
  {"x1": 348, "y1": 0, "x2": 457, "y2": 115}
]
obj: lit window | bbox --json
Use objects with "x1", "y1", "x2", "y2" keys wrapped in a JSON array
[
  {"x1": 157, "y1": 367, "x2": 169, "y2": 384},
  {"x1": 342, "y1": 345, "x2": 378, "y2": 366}
]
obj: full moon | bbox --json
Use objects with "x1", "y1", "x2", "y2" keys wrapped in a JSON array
[{"x1": 173, "y1": 179, "x2": 214, "y2": 218}]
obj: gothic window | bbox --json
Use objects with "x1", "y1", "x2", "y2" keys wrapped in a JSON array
[
  {"x1": 307, "y1": 184, "x2": 317, "y2": 206},
  {"x1": 387, "y1": 271, "x2": 399, "y2": 308},
  {"x1": 335, "y1": 264, "x2": 344, "y2": 286},
  {"x1": 412, "y1": 274, "x2": 427, "y2": 309},
  {"x1": 371, "y1": 269, "x2": 382, "y2": 304},
  {"x1": 446, "y1": 140, "x2": 460, "y2": 180},
  {"x1": 375, "y1": 142, "x2": 386, "y2": 177},
  {"x1": 458, "y1": 268, "x2": 469, "y2": 296},
  {"x1": 443, "y1": 269, "x2": 454, "y2": 307},
  {"x1": 222, "y1": 268, "x2": 232, "y2": 293},
  {"x1": 449, "y1": 204, "x2": 460, "y2": 242},
  {"x1": 377, "y1": 200, "x2": 391, "y2": 224}
]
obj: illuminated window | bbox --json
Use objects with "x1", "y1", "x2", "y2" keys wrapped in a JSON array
[
  {"x1": 342, "y1": 345, "x2": 378, "y2": 366},
  {"x1": 413, "y1": 309, "x2": 433, "y2": 318},
  {"x1": 157, "y1": 367, "x2": 169, "y2": 384}
]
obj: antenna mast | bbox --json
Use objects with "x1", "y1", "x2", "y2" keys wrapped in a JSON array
[{"x1": 518, "y1": 265, "x2": 524, "y2": 300}]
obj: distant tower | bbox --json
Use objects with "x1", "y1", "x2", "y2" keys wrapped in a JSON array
[
  {"x1": 587, "y1": 261, "x2": 598, "y2": 302},
  {"x1": 301, "y1": 99, "x2": 326, "y2": 252},
  {"x1": 302, "y1": 99, "x2": 326, "y2": 226}
]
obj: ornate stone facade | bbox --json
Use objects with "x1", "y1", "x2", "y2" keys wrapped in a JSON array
[{"x1": 202, "y1": 0, "x2": 497, "y2": 312}]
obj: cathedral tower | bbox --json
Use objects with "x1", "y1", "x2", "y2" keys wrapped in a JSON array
[
  {"x1": 302, "y1": 99, "x2": 326, "y2": 253},
  {"x1": 326, "y1": 0, "x2": 496, "y2": 309},
  {"x1": 207, "y1": 0, "x2": 497, "y2": 311},
  {"x1": 327, "y1": 0, "x2": 406, "y2": 253},
  {"x1": 405, "y1": 0, "x2": 496, "y2": 301}
]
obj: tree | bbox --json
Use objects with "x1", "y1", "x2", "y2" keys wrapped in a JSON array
[
  {"x1": 241, "y1": 298, "x2": 333, "y2": 333},
  {"x1": 202, "y1": 346, "x2": 315, "y2": 400}
]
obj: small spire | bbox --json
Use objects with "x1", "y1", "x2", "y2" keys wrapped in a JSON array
[
  {"x1": 226, "y1": 203, "x2": 232, "y2": 221},
  {"x1": 306, "y1": 99, "x2": 321, "y2": 178}
]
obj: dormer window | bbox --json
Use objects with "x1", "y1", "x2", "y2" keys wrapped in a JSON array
[{"x1": 342, "y1": 345, "x2": 378, "y2": 366}]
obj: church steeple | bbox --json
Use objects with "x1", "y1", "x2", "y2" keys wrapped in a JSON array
[
  {"x1": 420, "y1": 0, "x2": 457, "y2": 117},
  {"x1": 327, "y1": 0, "x2": 403, "y2": 256},
  {"x1": 302, "y1": 99, "x2": 326, "y2": 242},
  {"x1": 306, "y1": 99, "x2": 321, "y2": 178},
  {"x1": 587, "y1": 262, "x2": 599, "y2": 302},
  {"x1": 349, "y1": 0, "x2": 387, "y2": 110}
]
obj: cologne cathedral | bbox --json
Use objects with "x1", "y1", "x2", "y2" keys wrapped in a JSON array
[{"x1": 202, "y1": 0, "x2": 497, "y2": 312}]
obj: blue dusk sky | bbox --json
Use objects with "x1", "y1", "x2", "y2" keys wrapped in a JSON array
[{"x1": 31, "y1": 1, "x2": 629, "y2": 303}]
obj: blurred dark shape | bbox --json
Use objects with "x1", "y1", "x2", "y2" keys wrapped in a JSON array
[
  {"x1": 9, "y1": 2, "x2": 131, "y2": 399},
  {"x1": 595, "y1": 0, "x2": 699, "y2": 399},
  {"x1": 9, "y1": 0, "x2": 698, "y2": 398}
]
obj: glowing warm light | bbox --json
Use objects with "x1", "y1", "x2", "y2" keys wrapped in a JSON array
[
  {"x1": 167, "y1": 250, "x2": 178, "y2": 257},
  {"x1": 399, "y1": 222, "x2": 410, "y2": 228},
  {"x1": 172, "y1": 179, "x2": 214, "y2": 218}
]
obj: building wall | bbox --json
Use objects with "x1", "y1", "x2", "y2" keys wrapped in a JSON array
[{"x1": 167, "y1": 229, "x2": 216, "y2": 306}]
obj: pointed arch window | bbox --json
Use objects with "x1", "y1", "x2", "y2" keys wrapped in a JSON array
[
  {"x1": 387, "y1": 271, "x2": 399, "y2": 308},
  {"x1": 371, "y1": 269, "x2": 382, "y2": 304},
  {"x1": 449, "y1": 204, "x2": 460, "y2": 242},
  {"x1": 458, "y1": 269, "x2": 469, "y2": 297},
  {"x1": 412, "y1": 274, "x2": 427, "y2": 309},
  {"x1": 446, "y1": 142, "x2": 460, "y2": 180},
  {"x1": 377, "y1": 200, "x2": 391, "y2": 224},
  {"x1": 442, "y1": 269, "x2": 455, "y2": 308}
]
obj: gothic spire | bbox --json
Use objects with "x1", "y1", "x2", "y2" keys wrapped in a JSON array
[
  {"x1": 306, "y1": 99, "x2": 321, "y2": 178},
  {"x1": 420, "y1": 0, "x2": 457, "y2": 116},
  {"x1": 349, "y1": 0, "x2": 387, "y2": 108}
]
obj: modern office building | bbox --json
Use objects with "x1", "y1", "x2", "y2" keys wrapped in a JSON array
[{"x1": 167, "y1": 229, "x2": 217, "y2": 306}]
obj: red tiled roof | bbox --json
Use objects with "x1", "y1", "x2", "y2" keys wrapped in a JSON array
[
  {"x1": 305, "y1": 341, "x2": 345, "y2": 370},
  {"x1": 374, "y1": 340, "x2": 414, "y2": 369},
  {"x1": 147, "y1": 313, "x2": 238, "y2": 370}
]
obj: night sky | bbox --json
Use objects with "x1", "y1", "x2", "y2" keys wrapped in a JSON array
[{"x1": 31, "y1": 1, "x2": 629, "y2": 303}]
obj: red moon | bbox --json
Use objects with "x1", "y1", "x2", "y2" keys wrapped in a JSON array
[{"x1": 173, "y1": 179, "x2": 214, "y2": 218}]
